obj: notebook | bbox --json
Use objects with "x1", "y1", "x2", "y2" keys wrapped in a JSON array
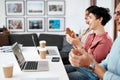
[
  {"x1": 12, "y1": 42, "x2": 49, "y2": 72},
  {"x1": 47, "y1": 49, "x2": 57, "y2": 55}
]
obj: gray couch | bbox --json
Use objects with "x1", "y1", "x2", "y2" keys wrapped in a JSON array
[{"x1": 7, "y1": 33, "x2": 73, "y2": 64}]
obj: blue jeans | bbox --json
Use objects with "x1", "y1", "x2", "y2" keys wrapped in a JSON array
[{"x1": 65, "y1": 65, "x2": 99, "y2": 80}]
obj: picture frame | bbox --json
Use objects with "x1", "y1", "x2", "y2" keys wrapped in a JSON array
[
  {"x1": 90, "y1": 0, "x2": 96, "y2": 5},
  {"x1": 26, "y1": 17, "x2": 44, "y2": 32},
  {"x1": 6, "y1": 17, "x2": 24, "y2": 32},
  {"x1": 47, "y1": 0, "x2": 65, "y2": 15},
  {"x1": 5, "y1": 1, "x2": 24, "y2": 16},
  {"x1": 26, "y1": 0, "x2": 45, "y2": 16},
  {"x1": 47, "y1": 17, "x2": 65, "y2": 32}
]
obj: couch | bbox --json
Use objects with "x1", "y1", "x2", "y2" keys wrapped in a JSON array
[{"x1": 0, "y1": 32, "x2": 73, "y2": 64}]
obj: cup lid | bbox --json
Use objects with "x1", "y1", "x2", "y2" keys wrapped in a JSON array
[
  {"x1": 2, "y1": 63, "x2": 13, "y2": 67},
  {"x1": 39, "y1": 40, "x2": 46, "y2": 43}
]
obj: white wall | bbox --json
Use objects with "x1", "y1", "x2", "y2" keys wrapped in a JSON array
[
  {"x1": 66, "y1": 0, "x2": 90, "y2": 34},
  {"x1": 0, "y1": 0, "x2": 5, "y2": 27},
  {"x1": 0, "y1": 0, "x2": 114, "y2": 39},
  {"x1": 96, "y1": 0, "x2": 114, "y2": 39}
]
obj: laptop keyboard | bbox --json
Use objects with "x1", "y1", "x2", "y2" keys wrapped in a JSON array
[{"x1": 25, "y1": 61, "x2": 38, "y2": 70}]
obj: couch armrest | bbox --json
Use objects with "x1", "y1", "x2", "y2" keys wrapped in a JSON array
[{"x1": 0, "y1": 32, "x2": 9, "y2": 46}]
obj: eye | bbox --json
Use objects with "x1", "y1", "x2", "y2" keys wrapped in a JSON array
[{"x1": 114, "y1": 11, "x2": 120, "y2": 16}]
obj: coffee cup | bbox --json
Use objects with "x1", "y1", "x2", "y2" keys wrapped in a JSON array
[
  {"x1": 3, "y1": 64, "x2": 13, "y2": 78},
  {"x1": 39, "y1": 40, "x2": 46, "y2": 48},
  {"x1": 39, "y1": 48, "x2": 47, "y2": 59}
]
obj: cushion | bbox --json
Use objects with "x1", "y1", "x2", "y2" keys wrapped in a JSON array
[
  {"x1": 39, "y1": 34, "x2": 64, "y2": 50},
  {"x1": 60, "y1": 37, "x2": 73, "y2": 53},
  {"x1": 9, "y1": 33, "x2": 39, "y2": 46},
  {"x1": 0, "y1": 32, "x2": 9, "y2": 46}
]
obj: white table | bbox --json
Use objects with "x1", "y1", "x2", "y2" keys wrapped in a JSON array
[{"x1": 0, "y1": 46, "x2": 69, "y2": 80}]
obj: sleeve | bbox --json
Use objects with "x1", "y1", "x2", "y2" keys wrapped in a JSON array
[
  {"x1": 99, "y1": 53, "x2": 111, "y2": 70},
  {"x1": 103, "y1": 71, "x2": 120, "y2": 80},
  {"x1": 91, "y1": 39, "x2": 112, "y2": 63}
]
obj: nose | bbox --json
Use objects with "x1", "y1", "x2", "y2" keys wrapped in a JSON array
[{"x1": 114, "y1": 15, "x2": 119, "y2": 21}]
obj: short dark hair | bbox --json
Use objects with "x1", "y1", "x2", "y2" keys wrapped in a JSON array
[
  {"x1": 86, "y1": 6, "x2": 98, "y2": 12},
  {"x1": 89, "y1": 7, "x2": 111, "y2": 26}
]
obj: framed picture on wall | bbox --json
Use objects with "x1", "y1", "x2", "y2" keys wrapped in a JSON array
[
  {"x1": 6, "y1": 17, "x2": 24, "y2": 32},
  {"x1": 47, "y1": 17, "x2": 65, "y2": 32},
  {"x1": 47, "y1": 0, "x2": 65, "y2": 15},
  {"x1": 90, "y1": 0, "x2": 96, "y2": 5},
  {"x1": 5, "y1": 1, "x2": 24, "y2": 16},
  {"x1": 26, "y1": 0, "x2": 45, "y2": 16},
  {"x1": 26, "y1": 17, "x2": 44, "y2": 32}
]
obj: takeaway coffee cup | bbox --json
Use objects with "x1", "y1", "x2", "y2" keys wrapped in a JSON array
[
  {"x1": 3, "y1": 64, "x2": 13, "y2": 78},
  {"x1": 39, "y1": 48, "x2": 47, "y2": 59},
  {"x1": 39, "y1": 40, "x2": 46, "y2": 48}
]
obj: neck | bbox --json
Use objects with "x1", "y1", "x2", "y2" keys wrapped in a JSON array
[{"x1": 94, "y1": 25, "x2": 105, "y2": 35}]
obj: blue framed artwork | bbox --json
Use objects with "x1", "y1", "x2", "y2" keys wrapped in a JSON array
[{"x1": 47, "y1": 17, "x2": 65, "y2": 32}]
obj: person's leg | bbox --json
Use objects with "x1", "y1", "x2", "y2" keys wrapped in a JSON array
[
  {"x1": 65, "y1": 64, "x2": 77, "y2": 73},
  {"x1": 76, "y1": 67, "x2": 99, "y2": 80},
  {"x1": 68, "y1": 71, "x2": 89, "y2": 80},
  {"x1": 65, "y1": 65, "x2": 99, "y2": 80}
]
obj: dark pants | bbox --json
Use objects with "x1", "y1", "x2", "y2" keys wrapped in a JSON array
[{"x1": 65, "y1": 64, "x2": 99, "y2": 80}]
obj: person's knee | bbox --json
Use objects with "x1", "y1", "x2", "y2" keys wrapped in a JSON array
[
  {"x1": 68, "y1": 71, "x2": 86, "y2": 80},
  {"x1": 65, "y1": 65, "x2": 76, "y2": 73}
]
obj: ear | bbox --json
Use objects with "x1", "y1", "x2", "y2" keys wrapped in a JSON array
[{"x1": 99, "y1": 17, "x2": 103, "y2": 23}]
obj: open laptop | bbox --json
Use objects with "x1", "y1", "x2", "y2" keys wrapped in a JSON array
[{"x1": 12, "y1": 42, "x2": 49, "y2": 72}]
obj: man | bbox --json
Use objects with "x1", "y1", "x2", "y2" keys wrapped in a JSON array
[{"x1": 69, "y1": 3, "x2": 120, "y2": 80}]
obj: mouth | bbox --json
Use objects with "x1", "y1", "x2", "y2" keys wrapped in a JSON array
[{"x1": 116, "y1": 22, "x2": 120, "y2": 26}]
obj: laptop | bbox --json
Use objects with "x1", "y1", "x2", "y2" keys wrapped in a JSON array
[{"x1": 12, "y1": 42, "x2": 49, "y2": 72}]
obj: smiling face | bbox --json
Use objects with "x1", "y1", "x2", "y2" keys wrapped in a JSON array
[
  {"x1": 88, "y1": 13, "x2": 102, "y2": 30},
  {"x1": 84, "y1": 10, "x2": 90, "y2": 24},
  {"x1": 114, "y1": 3, "x2": 120, "y2": 31}
]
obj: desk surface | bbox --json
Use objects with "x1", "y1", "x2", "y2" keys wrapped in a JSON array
[{"x1": 0, "y1": 46, "x2": 69, "y2": 80}]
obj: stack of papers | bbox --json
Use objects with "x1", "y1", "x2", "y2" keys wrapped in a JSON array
[{"x1": 0, "y1": 46, "x2": 12, "y2": 52}]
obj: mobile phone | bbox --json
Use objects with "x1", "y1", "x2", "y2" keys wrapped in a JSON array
[{"x1": 52, "y1": 57, "x2": 60, "y2": 62}]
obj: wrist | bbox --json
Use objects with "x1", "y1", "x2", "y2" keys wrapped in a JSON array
[{"x1": 88, "y1": 61, "x2": 97, "y2": 71}]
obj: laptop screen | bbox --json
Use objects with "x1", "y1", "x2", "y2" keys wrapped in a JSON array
[{"x1": 12, "y1": 42, "x2": 25, "y2": 68}]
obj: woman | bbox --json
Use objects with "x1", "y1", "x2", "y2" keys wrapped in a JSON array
[
  {"x1": 65, "y1": 6, "x2": 113, "y2": 80},
  {"x1": 66, "y1": 6, "x2": 112, "y2": 63}
]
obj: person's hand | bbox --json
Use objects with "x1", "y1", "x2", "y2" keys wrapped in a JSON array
[
  {"x1": 66, "y1": 34, "x2": 82, "y2": 48},
  {"x1": 66, "y1": 34, "x2": 74, "y2": 44},
  {"x1": 65, "y1": 27, "x2": 76, "y2": 38},
  {"x1": 72, "y1": 37, "x2": 83, "y2": 48},
  {"x1": 69, "y1": 48, "x2": 95, "y2": 68}
]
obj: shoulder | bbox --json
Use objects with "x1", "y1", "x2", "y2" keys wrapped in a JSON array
[{"x1": 102, "y1": 32, "x2": 113, "y2": 42}]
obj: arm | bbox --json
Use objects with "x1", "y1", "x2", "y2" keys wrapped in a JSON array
[
  {"x1": 69, "y1": 48, "x2": 120, "y2": 80},
  {"x1": 66, "y1": 34, "x2": 83, "y2": 48},
  {"x1": 93, "y1": 64, "x2": 106, "y2": 79},
  {"x1": 69, "y1": 49, "x2": 106, "y2": 79}
]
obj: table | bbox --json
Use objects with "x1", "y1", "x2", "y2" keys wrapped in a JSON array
[{"x1": 0, "y1": 46, "x2": 69, "y2": 80}]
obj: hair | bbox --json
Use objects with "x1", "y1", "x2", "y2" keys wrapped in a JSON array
[
  {"x1": 86, "y1": 6, "x2": 98, "y2": 12},
  {"x1": 89, "y1": 6, "x2": 111, "y2": 26}
]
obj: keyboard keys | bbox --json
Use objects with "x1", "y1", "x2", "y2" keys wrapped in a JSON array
[{"x1": 25, "y1": 61, "x2": 38, "y2": 70}]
